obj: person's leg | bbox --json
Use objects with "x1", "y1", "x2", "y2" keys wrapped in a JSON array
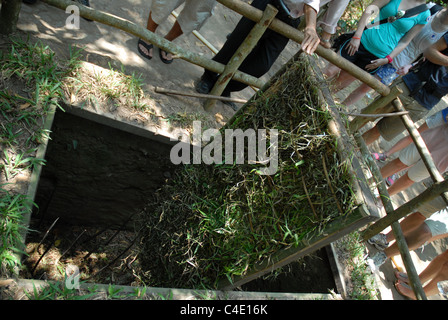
[
  {"x1": 387, "y1": 172, "x2": 415, "y2": 196},
  {"x1": 386, "y1": 212, "x2": 427, "y2": 243},
  {"x1": 380, "y1": 158, "x2": 409, "y2": 180},
  {"x1": 362, "y1": 126, "x2": 381, "y2": 146},
  {"x1": 159, "y1": 20, "x2": 183, "y2": 62},
  {"x1": 138, "y1": 11, "x2": 159, "y2": 59},
  {"x1": 342, "y1": 82, "x2": 372, "y2": 106},
  {"x1": 323, "y1": 63, "x2": 341, "y2": 80},
  {"x1": 397, "y1": 250, "x2": 448, "y2": 299},
  {"x1": 384, "y1": 222, "x2": 433, "y2": 258},
  {"x1": 330, "y1": 70, "x2": 357, "y2": 93}
]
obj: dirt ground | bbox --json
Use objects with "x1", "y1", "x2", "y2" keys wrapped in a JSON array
[{"x1": 4, "y1": 0, "x2": 448, "y2": 300}]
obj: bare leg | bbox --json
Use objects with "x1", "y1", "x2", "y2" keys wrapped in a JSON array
[
  {"x1": 387, "y1": 172, "x2": 415, "y2": 196},
  {"x1": 161, "y1": 20, "x2": 184, "y2": 61},
  {"x1": 322, "y1": 63, "x2": 340, "y2": 80},
  {"x1": 384, "y1": 222, "x2": 432, "y2": 258},
  {"x1": 384, "y1": 212, "x2": 427, "y2": 243},
  {"x1": 383, "y1": 123, "x2": 429, "y2": 158},
  {"x1": 362, "y1": 126, "x2": 381, "y2": 146},
  {"x1": 342, "y1": 82, "x2": 372, "y2": 106},
  {"x1": 380, "y1": 158, "x2": 409, "y2": 179},
  {"x1": 397, "y1": 250, "x2": 448, "y2": 299},
  {"x1": 331, "y1": 70, "x2": 356, "y2": 93},
  {"x1": 138, "y1": 11, "x2": 159, "y2": 58}
]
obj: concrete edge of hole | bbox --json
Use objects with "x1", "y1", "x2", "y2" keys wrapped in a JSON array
[{"x1": 11, "y1": 102, "x2": 345, "y2": 300}]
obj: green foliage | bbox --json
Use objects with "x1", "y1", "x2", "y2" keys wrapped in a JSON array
[{"x1": 0, "y1": 187, "x2": 31, "y2": 273}]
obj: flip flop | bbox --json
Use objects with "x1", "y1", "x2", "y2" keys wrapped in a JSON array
[
  {"x1": 137, "y1": 39, "x2": 153, "y2": 61},
  {"x1": 159, "y1": 48, "x2": 174, "y2": 64},
  {"x1": 394, "y1": 270, "x2": 409, "y2": 284}
]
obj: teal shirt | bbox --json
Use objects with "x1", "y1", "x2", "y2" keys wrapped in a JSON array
[{"x1": 361, "y1": 0, "x2": 430, "y2": 58}]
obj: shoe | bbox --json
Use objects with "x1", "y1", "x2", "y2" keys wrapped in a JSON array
[
  {"x1": 367, "y1": 233, "x2": 389, "y2": 250},
  {"x1": 372, "y1": 152, "x2": 387, "y2": 162},
  {"x1": 222, "y1": 91, "x2": 238, "y2": 111},
  {"x1": 385, "y1": 174, "x2": 397, "y2": 187},
  {"x1": 367, "y1": 251, "x2": 387, "y2": 272},
  {"x1": 195, "y1": 78, "x2": 213, "y2": 94}
]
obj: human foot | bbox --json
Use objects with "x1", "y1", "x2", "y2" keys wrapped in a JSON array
[
  {"x1": 395, "y1": 281, "x2": 416, "y2": 299},
  {"x1": 159, "y1": 49, "x2": 173, "y2": 64},
  {"x1": 137, "y1": 39, "x2": 153, "y2": 60},
  {"x1": 395, "y1": 270, "x2": 409, "y2": 284}
]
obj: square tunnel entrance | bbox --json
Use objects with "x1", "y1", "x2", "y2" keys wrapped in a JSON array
[{"x1": 32, "y1": 108, "x2": 177, "y2": 230}]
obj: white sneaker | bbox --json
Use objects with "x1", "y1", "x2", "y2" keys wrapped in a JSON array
[
  {"x1": 367, "y1": 233, "x2": 389, "y2": 251},
  {"x1": 367, "y1": 251, "x2": 387, "y2": 272}
]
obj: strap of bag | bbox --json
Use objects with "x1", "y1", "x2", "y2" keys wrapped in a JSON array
[{"x1": 372, "y1": 3, "x2": 431, "y2": 27}]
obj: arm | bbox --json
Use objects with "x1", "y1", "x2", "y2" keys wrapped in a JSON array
[
  {"x1": 366, "y1": 23, "x2": 425, "y2": 70},
  {"x1": 346, "y1": 0, "x2": 391, "y2": 56},
  {"x1": 301, "y1": 4, "x2": 320, "y2": 55},
  {"x1": 424, "y1": 36, "x2": 448, "y2": 66}
]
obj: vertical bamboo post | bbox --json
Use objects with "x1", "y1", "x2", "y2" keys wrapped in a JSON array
[
  {"x1": 355, "y1": 133, "x2": 427, "y2": 300},
  {"x1": 392, "y1": 98, "x2": 448, "y2": 205},
  {"x1": 203, "y1": 4, "x2": 278, "y2": 111}
]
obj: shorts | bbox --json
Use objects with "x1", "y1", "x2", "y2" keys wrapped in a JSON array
[
  {"x1": 150, "y1": 0, "x2": 216, "y2": 35},
  {"x1": 398, "y1": 144, "x2": 430, "y2": 182},
  {"x1": 425, "y1": 207, "x2": 448, "y2": 237},
  {"x1": 377, "y1": 80, "x2": 429, "y2": 141},
  {"x1": 426, "y1": 111, "x2": 445, "y2": 129},
  {"x1": 416, "y1": 178, "x2": 448, "y2": 217},
  {"x1": 376, "y1": 64, "x2": 399, "y2": 85},
  {"x1": 339, "y1": 38, "x2": 380, "y2": 74}
]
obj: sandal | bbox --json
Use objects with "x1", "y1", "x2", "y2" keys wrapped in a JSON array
[
  {"x1": 137, "y1": 39, "x2": 153, "y2": 61},
  {"x1": 159, "y1": 48, "x2": 174, "y2": 64},
  {"x1": 394, "y1": 270, "x2": 409, "y2": 284},
  {"x1": 385, "y1": 174, "x2": 397, "y2": 187},
  {"x1": 372, "y1": 152, "x2": 387, "y2": 161}
]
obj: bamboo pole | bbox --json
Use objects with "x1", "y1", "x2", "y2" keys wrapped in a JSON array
[
  {"x1": 349, "y1": 85, "x2": 403, "y2": 133},
  {"x1": 171, "y1": 11, "x2": 219, "y2": 54},
  {"x1": 154, "y1": 86, "x2": 247, "y2": 104},
  {"x1": 217, "y1": 0, "x2": 391, "y2": 97},
  {"x1": 355, "y1": 133, "x2": 427, "y2": 300},
  {"x1": 362, "y1": 178, "x2": 448, "y2": 241},
  {"x1": 204, "y1": 4, "x2": 278, "y2": 111},
  {"x1": 40, "y1": 0, "x2": 265, "y2": 89}
]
